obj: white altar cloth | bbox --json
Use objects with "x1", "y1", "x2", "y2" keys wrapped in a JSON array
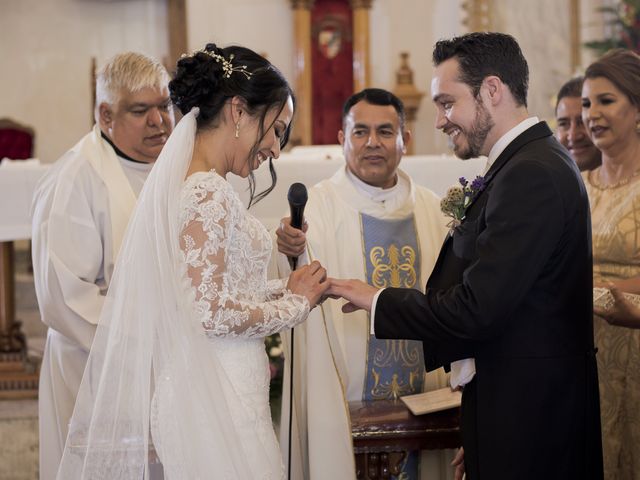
[
  {"x1": 228, "y1": 152, "x2": 485, "y2": 230},
  {"x1": 0, "y1": 152, "x2": 484, "y2": 241},
  {"x1": 0, "y1": 158, "x2": 50, "y2": 241}
]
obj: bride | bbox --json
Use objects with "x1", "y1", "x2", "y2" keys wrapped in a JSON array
[{"x1": 57, "y1": 44, "x2": 329, "y2": 479}]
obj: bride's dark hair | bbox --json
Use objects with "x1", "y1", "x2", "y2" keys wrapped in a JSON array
[{"x1": 170, "y1": 43, "x2": 295, "y2": 206}]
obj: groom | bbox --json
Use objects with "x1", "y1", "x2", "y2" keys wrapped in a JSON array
[{"x1": 330, "y1": 32, "x2": 603, "y2": 480}]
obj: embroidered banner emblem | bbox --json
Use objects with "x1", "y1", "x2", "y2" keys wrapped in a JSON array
[
  {"x1": 361, "y1": 213, "x2": 426, "y2": 402},
  {"x1": 361, "y1": 213, "x2": 425, "y2": 479}
]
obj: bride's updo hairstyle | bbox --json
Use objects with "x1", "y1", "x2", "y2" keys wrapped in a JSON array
[{"x1": 170, "y1": 43, "x2": 295, "y2": 205}]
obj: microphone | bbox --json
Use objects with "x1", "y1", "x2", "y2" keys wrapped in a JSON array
[
  {"x1": 287, "y1": 182, "x2": 308, "y2": 270},
  {"x1": 286, "y1": 182, "x2": 307, "y2": 480}
]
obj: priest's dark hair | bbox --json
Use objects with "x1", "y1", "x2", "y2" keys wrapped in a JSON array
[
  {"x1": 433, "y1": 32, "x2": 529, "y2": 108},
  {"x1": 342, "y1": 88, "x2": 406, "y2": 130},
  {"x1": 170, "y1": 43, "x2": 296, "y2": 206},
  {"x1": 555, "y1": 76, "x2": 584, "y2": 113}
]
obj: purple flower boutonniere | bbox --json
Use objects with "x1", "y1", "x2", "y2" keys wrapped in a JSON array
[{"x1": 440, "y1": 175, "x2": 486, "y2": 235}]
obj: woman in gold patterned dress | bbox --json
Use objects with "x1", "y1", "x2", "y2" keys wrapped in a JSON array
[{"x1": 582, "y1": 49, "x2": 640, "y2": 479}]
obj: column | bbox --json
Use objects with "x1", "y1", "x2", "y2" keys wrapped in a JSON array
[
  {"x1": 168, "y1": 0, "x2": 188, "y2": 69},
  {"x1": 290, "y1": 0, "x2": 314, "y2": 146},
  {"x1": 569, "y1": 0, "x2": 581, "y2": 73},
  {"x1": 350, "y1": 0, "x2": 373, "y2": 92}
]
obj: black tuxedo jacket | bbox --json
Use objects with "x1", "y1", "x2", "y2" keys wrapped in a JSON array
[{"x1": 375, "y1": 122, "x2": 603, "y2": 479}]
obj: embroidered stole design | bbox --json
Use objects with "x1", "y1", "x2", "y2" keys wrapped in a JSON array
[
  {"x1": 360, "y1": 213, "x2": 425, "y2": 479},
  {"x1": 361, "y1": 213, "x2": 426, "y2": 401}
]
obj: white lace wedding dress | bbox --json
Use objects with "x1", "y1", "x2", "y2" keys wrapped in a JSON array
[
  {"x1": 56, "y1": 110, "x2": 305, "y2": 480},
  {"x1": 150, "y1": 170, "x2": 309, "y2": 479}
]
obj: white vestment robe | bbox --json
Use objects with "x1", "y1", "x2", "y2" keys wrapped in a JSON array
[
  {"x1": 31, "y1": 125, "x2": 152, "y2": 480},
  {"x1": 277, "y1": 167, "x2": 455, "y2": 480}
]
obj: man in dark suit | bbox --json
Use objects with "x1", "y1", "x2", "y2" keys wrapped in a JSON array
[{"x1": 329, "y1": 32, "x2": 603, "y2": 480}]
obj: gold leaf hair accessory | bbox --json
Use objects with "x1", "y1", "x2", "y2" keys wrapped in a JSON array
[{"x1": 181, "y1": 49, "x2": 253, "y2": 80}]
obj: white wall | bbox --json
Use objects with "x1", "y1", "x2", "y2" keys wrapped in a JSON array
[
  {"x1": 186, "y1": 0, "x2": 456, "y2": 153},
  {"x1": 186, "y1": 0, "x2": 294, "y2": 82},
  {"x1": 493, "y1": 0, "x2": 609, "y2": 125},
  {"x1": 0, "y1": 0, "x2": 609, "y2": 162},
  {"x1": 0, "y1": 0, "x2": 168, "y2": 163},
  {"x1": 582, "y1": 0, "x2": 612, "y2": 66},
  {"x1": 493, "y1": 0, "x2": 572, "y2": 124},
  {"x1": 369, "y1": 0, "x2": 609, "y2": 153},
  {"x1": 370, "y1": 0, "x2": 464, "y2": 155}
]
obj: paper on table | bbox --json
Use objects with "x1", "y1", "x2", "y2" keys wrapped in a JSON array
[{"x1": 401, "y1": 387, "x2": 462, "y2": 416}]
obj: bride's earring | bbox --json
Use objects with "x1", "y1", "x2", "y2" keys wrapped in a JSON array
[{"x1": 235, "y1": 121, "x2": 240, "y2": 138}]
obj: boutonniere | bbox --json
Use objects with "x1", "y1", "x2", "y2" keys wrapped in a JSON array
[{"x1": 440, "y1": 176, "x2": 486, "y2": 235}]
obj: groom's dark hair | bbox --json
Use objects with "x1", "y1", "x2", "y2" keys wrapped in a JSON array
[{"x1": 433, "y1": 32, "x2": 529, "y2": 108}]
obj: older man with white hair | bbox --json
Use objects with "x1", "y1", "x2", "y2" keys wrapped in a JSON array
[{"x1": 31, "y1": 51, "x2": 174, "y2": 479}]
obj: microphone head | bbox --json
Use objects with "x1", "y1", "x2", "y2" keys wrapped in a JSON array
[{"x1": 287, "y1": 182, "x2": 308, "y2": 207}]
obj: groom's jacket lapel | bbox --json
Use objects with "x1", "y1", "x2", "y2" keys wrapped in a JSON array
[
  {"x1": 422, "y1": 122, "x2": 554, "y2": 369},
  {"x1": 465, "y1": 121, "x2": 553, "y2": 213},
  {"x1": 426, "y1": 122, "x2": 554, "y2": 306}
]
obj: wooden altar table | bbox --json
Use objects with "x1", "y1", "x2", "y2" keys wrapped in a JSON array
[
  {"x1": 350, "y1": 400, "x2": 461, "y2": 479},
  {"x1": 0, "y1": 159, "x2": 49, "y2": 398}
]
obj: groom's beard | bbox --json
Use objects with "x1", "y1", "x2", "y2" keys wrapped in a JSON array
[{"x1": 452, "y1": 99, "x2": 495, "y2": 160}]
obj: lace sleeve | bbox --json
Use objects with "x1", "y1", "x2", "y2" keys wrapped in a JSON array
[
  {"x1": 180, "y1": 188, "x2": 309, "y2": 339},
  {"x1": 265, "y1": 278, "x2": 288, "y2": 300}
]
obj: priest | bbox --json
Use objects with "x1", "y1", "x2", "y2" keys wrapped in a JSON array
[
  {"x1": 276, "y1": 88, "x2": 450, "y2": 479},
  {"x1": 31, "y1": 52, "x2": 174, "y2": 480}
]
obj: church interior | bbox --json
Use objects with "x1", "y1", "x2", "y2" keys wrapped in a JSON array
[{"x1": 0, "y1": 0, "x2": 622, "y2": 478}]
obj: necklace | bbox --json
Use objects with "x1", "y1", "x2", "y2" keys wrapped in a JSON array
[{"x1": 589, "y1": 166, "x2": 640, "y2": 190}]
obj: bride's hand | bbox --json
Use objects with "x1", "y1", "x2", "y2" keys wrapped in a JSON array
[{"x1": 286, "y1": 260, "x2": 330, "y2": 308}]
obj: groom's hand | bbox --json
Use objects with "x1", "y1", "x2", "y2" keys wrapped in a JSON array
[
  {"x1": 328, "y1": 279, "x2": 378, "y2": 313},
  {"x1": 451, "y1": 447, "x2": 465, "y2": 480}
]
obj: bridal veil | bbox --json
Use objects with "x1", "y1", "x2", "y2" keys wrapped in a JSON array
[{"x1": 57, "y1": 108, "x2": 255, "y2": 479}]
